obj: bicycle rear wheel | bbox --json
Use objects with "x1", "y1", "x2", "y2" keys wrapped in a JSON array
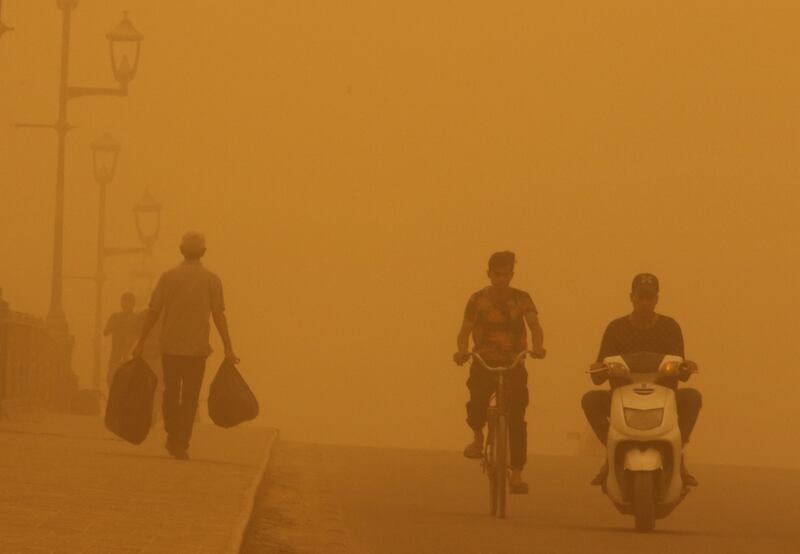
[{"x1": 495, "y1": 413, "x2": 508, "y2": 518}]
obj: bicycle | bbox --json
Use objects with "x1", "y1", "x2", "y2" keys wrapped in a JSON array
[{"x1": 467, "y1": 350, "x2": 535, "y2": 518}]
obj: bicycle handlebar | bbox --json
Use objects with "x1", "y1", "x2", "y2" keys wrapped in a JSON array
[{"x1": 469, "y1": 350, "x2": 537, "y2": 372}]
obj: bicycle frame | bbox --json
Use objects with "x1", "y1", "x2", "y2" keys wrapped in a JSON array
[
  {"x1": 472, "y1": 350, "x2": 529, "y2": 436},
  {"x1": 469, "y1": 351, "x2": 532, "y2": 518}
]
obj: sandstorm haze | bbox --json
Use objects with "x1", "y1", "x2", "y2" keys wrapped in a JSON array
[{"x1": 1, "y1": 1, "x2": 799, "y2": 469}]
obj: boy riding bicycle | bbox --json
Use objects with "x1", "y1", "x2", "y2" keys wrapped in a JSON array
[{"x1": 453, "y1": 251, "x2": 546, "y2": 494}]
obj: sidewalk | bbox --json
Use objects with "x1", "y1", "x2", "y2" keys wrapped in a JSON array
[{"x1": 0, "y1": 413, "x2": 276, "y2": 553}]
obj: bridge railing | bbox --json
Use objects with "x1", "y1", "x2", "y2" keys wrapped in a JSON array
[{"x1": 0, "y1": 289, "x2": 76, "y2": 416}]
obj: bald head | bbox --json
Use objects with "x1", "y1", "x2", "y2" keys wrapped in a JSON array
[{"x1": 180, "y1": 231, "x2": 206, "y2": 260}]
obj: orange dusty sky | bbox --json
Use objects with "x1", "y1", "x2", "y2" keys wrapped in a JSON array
[{"x1": 2, "y1": 1, "x2": 800, "y2": 468}]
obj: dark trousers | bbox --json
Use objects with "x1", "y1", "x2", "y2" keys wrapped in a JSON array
[
  {"x1": 581, "y1": 388, "x2": 702, "y2": 445},
  {"x1": 162, "y1": 355, "x2": 206, "y2": 451},
  {"x1": 466, "y1": 366, "x2": 529, "y2": 470}
]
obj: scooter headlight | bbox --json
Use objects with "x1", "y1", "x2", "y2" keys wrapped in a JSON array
[
  {"x1": 660, "y1": 361, "x2": 682, "y2": 377},
  {"x1": 623, "y1": 408, "x2": 664, "y2": 430}
]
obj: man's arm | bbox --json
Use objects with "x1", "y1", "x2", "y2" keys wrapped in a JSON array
[
  {"x1": 454, "y1": 296, "x2": 476, "y2": 365},
  {"x1": 673, "y1": 319, "x2": 685, "y2": 358},
  {"x1": 591, "y1": 324, "x2": 615, "y2": 385},
  {"x1": 671, "y1": 320, "x2": 697, "y2": 381},
  {"x1": 132, "y1": 273, "x2": 165, "y2": 358},
  {"x1": 212, "y1": 310, "x2": 238, "y2": 363},
  {"x1": 454, "y1": 317, "x2": 474, "y2": 364},
  {"x1": 209, "y1": 275, "x2": 237, "y2": 363},
  {"x1": 131, "y1": 310, "x2": 159, "y2": 358},
  {"x1": 524, "y1": 311, "x2": 546, "y2": 358}
]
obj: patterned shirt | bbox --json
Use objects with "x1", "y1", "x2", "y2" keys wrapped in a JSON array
[{"x1": 465, "y1": 287, "x2": 537, "y2": 365}]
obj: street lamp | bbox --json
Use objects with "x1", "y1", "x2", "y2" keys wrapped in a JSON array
[
  {"x1": 107, "y1": 12, "x2": 143, "y2": 92},
  {"x1": 128, "y1": 191, "x2": 161, "y2": 321},
  {"x1": 131, "y1": 189, "x2": 162, "y2": 311},
  {"x1": 91, "y1": 132, "x2": 120, "y2": 185},
  {"x1": 13, "y1": 5, "x2": 143, "y2": 339},
  {"x1": 133, "y1": 190, "x2": 162, "y2": 249},
  {"x1": 0, "y1": 1, "x2": 13, "y2": 40},
  {"x1": 90, "y1": 133, "x2": 121, "y2": 391},
  {"x1": 87, "y1": 137, "x2": 162, "y2": 390}
]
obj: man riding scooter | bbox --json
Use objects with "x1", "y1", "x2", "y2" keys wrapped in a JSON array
[{"x1": 582, "y1": 273, "x2": 702, "y2": 486}]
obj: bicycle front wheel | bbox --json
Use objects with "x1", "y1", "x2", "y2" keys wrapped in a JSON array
[
  {"x1": 486, "y1": 409, "x2": 498, "y2": 516},
  {"x1": 494, "y1": 413, "x2": 508, "y2": 518}
]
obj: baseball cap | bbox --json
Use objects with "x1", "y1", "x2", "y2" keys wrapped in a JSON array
[{"x1": 631, "y1": 273, "x2": 659, "y2": 294}]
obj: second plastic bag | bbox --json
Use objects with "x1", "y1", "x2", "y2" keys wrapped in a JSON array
[{"x1": 208, "y1": 362, "x2": 259, "y2": 428}]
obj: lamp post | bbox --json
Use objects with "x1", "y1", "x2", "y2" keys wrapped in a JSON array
[
  {"x1": 89, "y1": 133, "x2": 162, "y2": 388},
  {"x1": 129, "y1": 191, "x2": 163, "y2": 314},
  {"x1": 90, "y1": 133, "x2": 119, "y2": 390},
  {"x1": 0, "y1": 1, "x2": 13, "y2": 39},
  {"x1": 13, "y1": 3, "x2": 143, "y2": 339}
]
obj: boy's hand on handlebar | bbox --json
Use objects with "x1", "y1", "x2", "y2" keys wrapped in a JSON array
[{"x1": 453, "y1": 351, "x2": 471, "y2": 366}]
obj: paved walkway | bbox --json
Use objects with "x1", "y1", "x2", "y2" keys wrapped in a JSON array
[
  {"x1": 0, "y1": 413, "x2": 276, "y2": 553},
  {"x1": 244, "y1": 442, "x2": 800, "y2": 554}
]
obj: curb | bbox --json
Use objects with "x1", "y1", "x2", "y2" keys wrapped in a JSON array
[{"x1": 226, "y1": 427, "x2": 280, "y2": 554}]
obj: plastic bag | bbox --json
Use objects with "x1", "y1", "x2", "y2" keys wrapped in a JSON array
[
  {"x1": 104, "y1": 357, "x2": 157, "y2": 444},
  {"x1": 208, "y1": 362, "x2": 259, "y2": 428}
]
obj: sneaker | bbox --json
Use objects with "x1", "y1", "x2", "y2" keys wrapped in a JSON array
[
  {"x1": 462, "y1": 440, "x2": 483, "y2": 459},
  {"x1": 590, "y1": 463, "x2": 608, "y2": 486},
  {"x1": 681, "y1": 460, "x2": 698, "y2": 487},
  {"x1": 509, "y1": 474, "x2": 529, "y2": 495}
]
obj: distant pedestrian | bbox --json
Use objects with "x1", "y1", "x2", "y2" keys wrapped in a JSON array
[
  {"x1": 104, "y1": 292, "x2": 141, "y2": 387},
  {"x1": 132, "y1": 231, "x2": 238, "y2": 460}
]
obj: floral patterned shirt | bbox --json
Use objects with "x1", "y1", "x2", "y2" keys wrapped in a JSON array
[{"x1": 464, "y1": 287, "x2": 537, "y2": 365}]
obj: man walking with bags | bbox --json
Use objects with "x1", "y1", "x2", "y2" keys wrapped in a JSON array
[{"x1": 132, "y1": 231, "x2": 238, "y2": 460}]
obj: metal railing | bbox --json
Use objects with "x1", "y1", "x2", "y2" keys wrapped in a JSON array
[{"x1": 0, "y1": 289, "x2": 76, "y2": 416}]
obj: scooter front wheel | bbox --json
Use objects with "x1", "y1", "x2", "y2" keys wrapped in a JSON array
[{"x1": 631, "y1": 471, "x2": 656, "y2": 532}]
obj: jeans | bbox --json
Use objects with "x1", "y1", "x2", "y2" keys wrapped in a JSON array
[
  {"x1": 581, "y1": 388, "x2": 702, "y2": 445},
  {"x1": 466, "y1": 364, "x2": 529, "y2": 470},
  {"x1": 162, "y1": 355, "x2": 207, "y2": 451}
]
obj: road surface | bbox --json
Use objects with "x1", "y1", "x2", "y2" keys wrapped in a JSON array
[{"x1": 243, "y1": 441, "x2": 800, "y2": 553}]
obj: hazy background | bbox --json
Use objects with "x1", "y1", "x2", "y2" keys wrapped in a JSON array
[{"x1": 2, "y1": 1, "x2": 799, "y2": 469}]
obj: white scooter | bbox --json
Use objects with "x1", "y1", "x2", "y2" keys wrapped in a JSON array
[{"x1": 590, "y1": 352, "x2": 697, "y2": 532}]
